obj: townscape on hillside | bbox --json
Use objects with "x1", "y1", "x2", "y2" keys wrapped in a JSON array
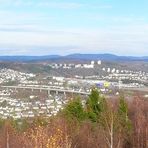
[{"x1": 0, "y1": 60, "x2": 147, "y2": 120}]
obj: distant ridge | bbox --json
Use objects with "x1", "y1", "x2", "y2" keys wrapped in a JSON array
[
  {"x1": 0, "y1": 55, "x2": 60, "y2": 62},
  {"x1": 65, "y1": 53, "x2": 123, "y2": 60},
  {"x1": 65, "y1": 54, "x2": 148, "y2": 61},
  {"x1": 0, "y1": 54, "x2": 147, "y2": 62}
]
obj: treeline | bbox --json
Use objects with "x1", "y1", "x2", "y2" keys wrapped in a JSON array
[{"x1": 0, "y1": 89, "x2": 147, "y2": 148}]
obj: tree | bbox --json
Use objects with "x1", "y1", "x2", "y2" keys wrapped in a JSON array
[
  {"x1": 93, "y1": 95, "x2": 132, "y2": 148},
  {"x1": 130, "y1": 97, "x2": 148, "y2": 148},
  {"x1": 62, "y1": 97, "x2": 86, "y2": 122},
  {"x1": 98, "y1": 103, "x2": 120, "y2": 148},
  {"x1": 118, "y1": 96, "x2": 132, "y2": 133},
  {"x1": 86, "y1": 88, "x2": 107, "y2": 122}
]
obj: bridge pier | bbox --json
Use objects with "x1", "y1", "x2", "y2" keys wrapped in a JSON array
[
  {"x1": 48, "y1": 90, "x2": 50, "y2": 95},
  {"x1": 64, "y1": 91, "x2": 66, "y2": 98}
]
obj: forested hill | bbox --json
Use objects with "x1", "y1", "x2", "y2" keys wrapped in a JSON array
[{"x1": 0, "y1": 53, "x2": 147, "y2": 62}]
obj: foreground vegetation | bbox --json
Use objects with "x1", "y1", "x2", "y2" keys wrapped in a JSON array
[{"x1": 0, "y1": 89, "x2": 147, "y2": 148}]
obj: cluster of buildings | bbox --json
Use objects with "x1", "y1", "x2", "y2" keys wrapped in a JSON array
[
  {"x1": 0, "y1": 89, "x2": 68, "y2": 119},
  {"x1": 50, "y1": 60, "x2": 101, "y2": 69},
  {"x1": 0, "y1": 65, "x2": 147, "y2": 120},
  {"x1": 102, "y1": 67, "x2": 120, "y2": 73},
  {"x1": 0, "y1": 69, "x2": 37, "y2": 84},
  {"x1": 45, "y1": 76, "x2": 113, "y2": 94},
  {"x1": 102, "y1": 68, "x2": 148, "y2": 84}
]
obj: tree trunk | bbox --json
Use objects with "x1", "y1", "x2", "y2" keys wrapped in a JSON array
[
  {"x1": 110, "y1": 114, "x2": 113, "y2": 148},
  {"x1": 6, "y1": 129, "x2": 9, "y2": 148}
]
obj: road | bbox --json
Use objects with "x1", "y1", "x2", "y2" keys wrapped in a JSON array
[{"x1": 0, "y1": 85, "x2": 90, "y2": 95}]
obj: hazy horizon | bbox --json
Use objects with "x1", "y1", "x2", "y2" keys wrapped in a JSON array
[
  {"x1": 0, "y1": 0, "x2": 148, "y2": 56},
  {"x1": 0, "y1": 51, "x2": 148, "y2": 57}
]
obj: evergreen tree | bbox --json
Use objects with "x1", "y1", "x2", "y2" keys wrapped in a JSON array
[
  {"x1": 118, "y1": 96, "x2": 132, "y2": 146},
  {"x1": 63, "y1": 97, "x2": 86, "y2": 122},
  {"x1": 118, "y1": 96, "x2": 131, "y2": 130},
  {"x1": 86, "y1": 88, "x2": 107, "y2": 122}
]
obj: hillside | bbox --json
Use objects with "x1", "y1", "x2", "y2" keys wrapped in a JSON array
[{"x1": 0, "y1": 54, "x2": 147, "y2": 62}]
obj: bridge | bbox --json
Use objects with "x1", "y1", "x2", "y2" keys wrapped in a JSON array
[
  {"x1": 0, "y1": 85, "x2": 90, "y2": 96},
  {"x1": 121, "y1": 87, "x2": 148, "y2": 92}
]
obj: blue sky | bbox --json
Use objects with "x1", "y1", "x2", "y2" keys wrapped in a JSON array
[{"x1": 0, "y1": 0, "x2": 148, "y2": 56}]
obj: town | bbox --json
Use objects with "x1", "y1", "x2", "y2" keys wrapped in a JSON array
[{"x1": 0, "y1": 60, "x2": 147, "y2": 120}]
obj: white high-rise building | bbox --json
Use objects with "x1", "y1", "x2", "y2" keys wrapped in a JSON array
[
  {"x1": 97, "y1": 60, "x2": 101, "y2": 65},
  {"x1": 91, "y1": 61, "x2": 95, "y2": 65}
]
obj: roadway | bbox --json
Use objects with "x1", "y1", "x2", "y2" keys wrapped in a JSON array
[{"x1": 0, "y1": 85, "x2": 90, "y2": 95}]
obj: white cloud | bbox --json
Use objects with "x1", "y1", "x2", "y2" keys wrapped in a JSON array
[
  {"x1": 37, "y1": 2, "x2": 82, "y2": 9},
  {"x1": 0, "y1": 1, "x2": 147, "y2": 56},
  {"x1": 0, "y1": 23, "x2": 148, "y2": 56},
  {"x1": 0, "y1": 0, "x2": 82, "y2": 8},
  {"x1": 0, "y1": 0, "x2": 112, "y2": 10}
]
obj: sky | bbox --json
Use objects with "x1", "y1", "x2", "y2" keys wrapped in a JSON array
[{"x1": 0, "y1": 0, "x2": 148, "y2": 56}]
